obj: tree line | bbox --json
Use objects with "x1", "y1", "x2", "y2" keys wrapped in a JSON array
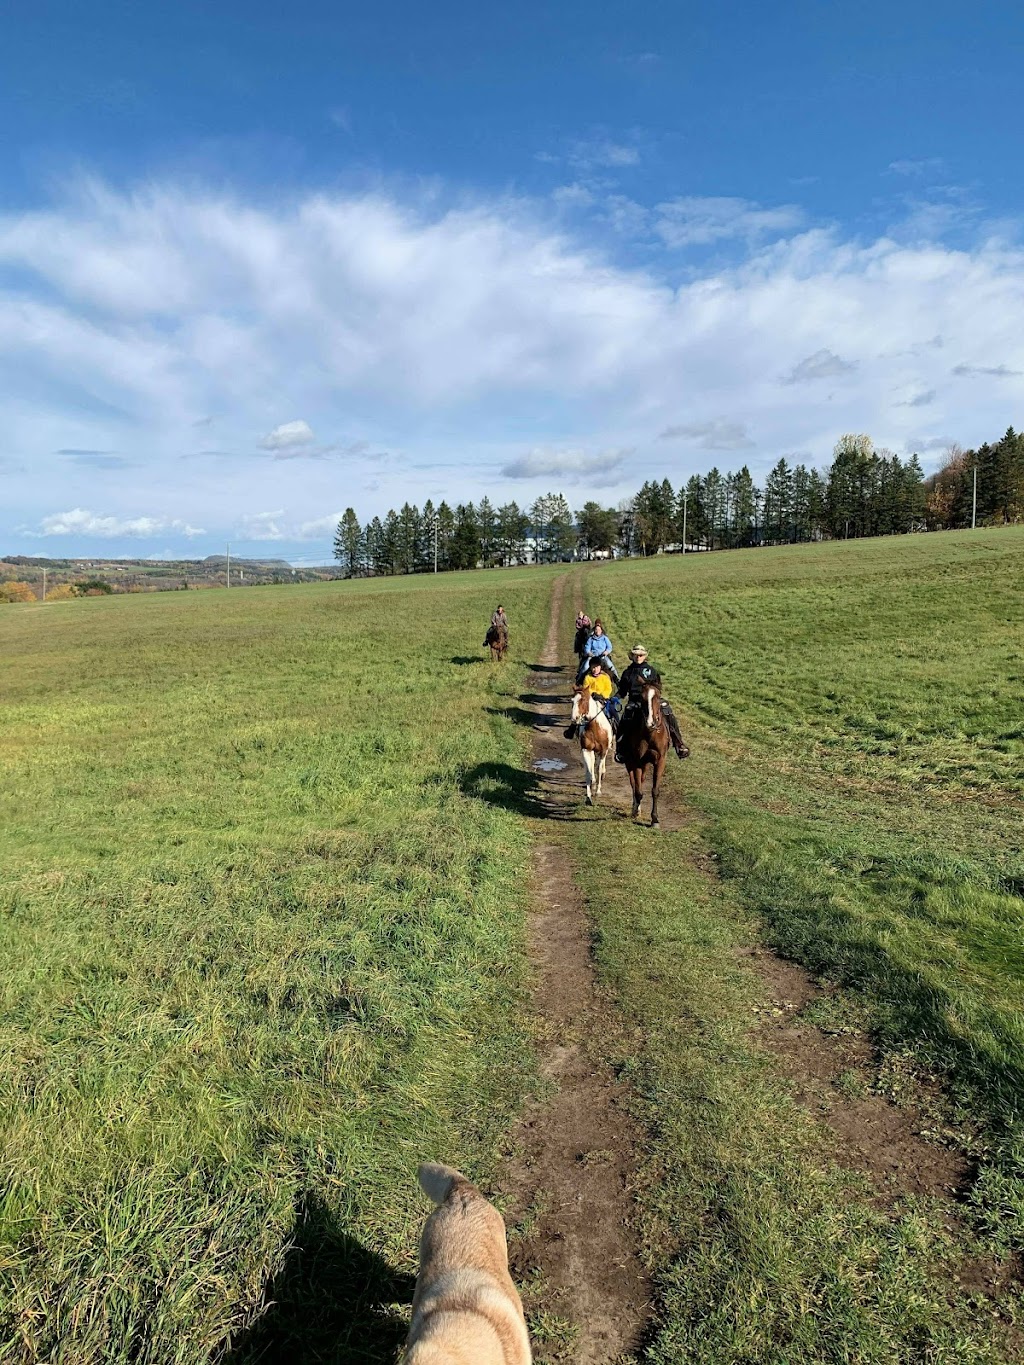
[{"x1": 333, "y1": 426, "x2": 1022, "y2": 574}]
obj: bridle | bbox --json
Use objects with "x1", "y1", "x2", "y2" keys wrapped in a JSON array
[{"x1": 571, "y1": 689, "x2": 608, "y2": 729}]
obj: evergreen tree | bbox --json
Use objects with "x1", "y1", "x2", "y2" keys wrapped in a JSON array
[
  {"x1": 451, "y1": 503, "x2": 481, "y2": 570},
  {"x1": 497, "y1": 502, "x2": 530, "y2": 565},
  {"x1": 396, "y1": 502, "x2": 420, "y2": 574},
  {"x1": 333, "y1": 508, "x2": 364, "y2": 576},
  {"x1": 477, "y1": 496, "x2": 498, "y2": 568}
]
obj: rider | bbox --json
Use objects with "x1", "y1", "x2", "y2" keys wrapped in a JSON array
[
  {"x1": 563, "y1": 656, "x2": 613, "y2": 739},
  {"x1": 575, "y1": 618, "x2": 619, "y2": 685},
  {"x1": 573, "y1": 610, "x2": 592, "y2": 657},
  {"x1": 484, "y1": 604, "x2": 509, "y2": 646},
  {"x1": 613, "y1": 644, "x2": 690, "y2": 761}
]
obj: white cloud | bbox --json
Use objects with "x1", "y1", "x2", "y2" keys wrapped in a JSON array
[
  {"x1": 260, "y1": 419, "x2": 316, "y2": 451},
  {"x1": 33, "y1": 508, "x2": 204, "y2": 537},
  {"x1": 782, "y1": 349, "x2": 857, "y2": 385},
  {"x1": 659, "y1": 421, "x2": 755, "y2": 450},
  {"x1": 1, "y1": 174, "x2": 1023, "y2": 549},
  {"x1": 653, "y1": 196, "x2": 803, "y2": 247},
  {"x1": 237, "y1": 510, "x2": 286, "y2": 541},
  {"x1": 296, "y1": 511, "x2": 346, "y2": 539},
  {"x1": 501, "y1": 447, "x2": 632, "y2": 485}
]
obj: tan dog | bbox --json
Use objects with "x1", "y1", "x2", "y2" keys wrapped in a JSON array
[{"x1": 405, "y1": 1163, "x2": 532, "y2": 1365}]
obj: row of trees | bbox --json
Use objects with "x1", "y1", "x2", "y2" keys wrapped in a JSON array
[
  {"x1": 924, "y1": 427, "x2": 1024, "y2": 528},
  {"x1": 333, "y1": 427, "x2": 1020, "y2": 574},
  {"x1": 333, "y1": 494, "x2": 576, "y2": 575}
]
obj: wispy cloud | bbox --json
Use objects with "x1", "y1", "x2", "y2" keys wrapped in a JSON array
[
  {"x1": 951, "y1": 362, "x2": 1022, "y2": 378},
  {"x1": 568, "y1": 139, "x2": 641, "y2": 170},
  {"x1": 659, "y1": 421, "x2": 754, "y2": 450},
  {"x1": 654, "y1": 196, "x2": 803, "y2": 247},
  {"x1": 888, "y1": 158, "x2": 945, "y2": 177},
  {"x1": 782, "y1": 349, "x2": 857, "y2": 385},
  {"x1": 896, "y1": 389, "x2": 937, "y2": 408},
  {"x1": 57, "y1": 449, "x2": 130, "y2": 468}
]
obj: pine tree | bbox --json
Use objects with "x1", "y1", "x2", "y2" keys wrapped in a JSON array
[{"x1": 333, "y1": 508, "x2": 364, "y2": 576}]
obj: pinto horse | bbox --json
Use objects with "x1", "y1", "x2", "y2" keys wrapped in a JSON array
[
  {"x1": 485, "y1": 623, "x2": 508, "y2": 661},
  {"x1": 616, "y1": 683, "x2": 670, "y2": 827},
  {"x1": 569, "y1": 686, "x2": 613, "y2": 806}
]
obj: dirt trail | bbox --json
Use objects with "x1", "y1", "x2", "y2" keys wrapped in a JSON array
[{"x1": 503, "y1": 572, "x2": 650, "y2": 1365}]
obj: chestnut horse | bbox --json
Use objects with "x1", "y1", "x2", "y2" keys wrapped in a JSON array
[
  {"x1": 485, "y1": 623, "x2": 508, "y2": 661},
  {"x1": 569, "y1": 686, "x2": 613, "y2": 806},
  {"x1": 616, "y1": 683, "x2": 670, "y2": 827}
]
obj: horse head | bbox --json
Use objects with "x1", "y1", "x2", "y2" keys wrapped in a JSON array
[
  {"x1": 570, "y1": 686, "x2": 588, "y2": 725},
  {"x1": 641, "y1": 683, "x2": 664, "y2": 734}
]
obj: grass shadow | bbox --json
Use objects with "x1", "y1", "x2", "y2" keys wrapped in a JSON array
[
  {"x1": 485, "y1": 705, "x2": 557, "y2": 730},
  {"x1": 449, "y1": 655, "x2": 484, "y2": 666},
  {"x1": 458, "y1": 761, "x2": 546, "y2": 818},
  {"x1": 218, "y1": 1192, "x2": 414, "y2": 1365},
  {"x1": 526, "y1": 662, "x2": 562, "y2": 673}
]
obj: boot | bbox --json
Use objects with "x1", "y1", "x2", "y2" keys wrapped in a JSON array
[
  {"x1": 563, "y1": 724, "x2": 576, "y2": 740},
  {"x1": 675, "y1": 742, "x2": 690, "y2": 759}
]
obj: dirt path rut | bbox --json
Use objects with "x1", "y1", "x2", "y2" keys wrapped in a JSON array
[{"x1": 503, "y1": 573, "x2": 650, "y2": 1364}]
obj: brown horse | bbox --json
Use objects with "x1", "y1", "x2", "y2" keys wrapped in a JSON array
[
  {"x1": 485, "y1": 623, "x2": 508, "y2": 661},
  {"x1": 616, "y1": 683, "x2": 670, "y2": 827},
  {"x1": 569, "y1": 686, "x2": 613, "y2": 806}
]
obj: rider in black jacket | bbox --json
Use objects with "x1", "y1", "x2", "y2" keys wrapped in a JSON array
[{"x1": 614, "y1": 644, "x2": 689, "y2": 760}]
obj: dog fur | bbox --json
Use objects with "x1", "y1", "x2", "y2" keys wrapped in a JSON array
[{"x1": 405, "y1": 1163, "x2": 532, "y2": 1365}]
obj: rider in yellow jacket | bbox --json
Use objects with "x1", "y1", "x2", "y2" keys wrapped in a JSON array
[{"x1": 564, "y1": 658, "x2": 613, "y2": 738}]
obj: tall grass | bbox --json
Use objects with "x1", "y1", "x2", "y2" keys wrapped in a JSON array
[{"x1": 0, "y1": 571, "x2": 555, "y2": 1363}]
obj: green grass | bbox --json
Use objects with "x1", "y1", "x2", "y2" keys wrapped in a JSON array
[
  {"x1": 566, "y1": 528, "x2": 1024, "y2": 1361},
  {"x1": 0, "y1": 571, "x2": 556, "y2": 1364}
]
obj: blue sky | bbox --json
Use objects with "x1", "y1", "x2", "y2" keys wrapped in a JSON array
[{"x1": 2, "y1": 0, "x2": 1022, "y2": 560}]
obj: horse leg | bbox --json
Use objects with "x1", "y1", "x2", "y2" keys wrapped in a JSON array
[
  {"x1": 630, "y1": 766, "x2": 642, "y2": 820},
  {"x1": 596, "y1": 750, "x2": 606, "y2": 797},
  {"x1": 650, "y1": 754, "x2": 665, "y2": 828},
  {"x1": 583, "y1": 748, "x2": 595, "y2": 806}
]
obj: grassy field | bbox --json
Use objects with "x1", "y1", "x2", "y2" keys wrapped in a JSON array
[
  {"x1": 568, "y1": 527, "x2": 1023, "y2": 1361},
  {"x1": 3, "y1": 528, "x2": 1022, "y2": 1364},
  {"x1": 0, "y1": 571, "x2": 555, "y2": 1363}
]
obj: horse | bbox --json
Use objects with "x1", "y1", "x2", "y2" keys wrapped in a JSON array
[
  {"x1": 615, "y1": 683, "x2": 671, "y2": 827},
  {"x1": 569, "y1": 686, "x2": 613, "y2": 806},
  {"x1": 485, "y1": 623, "x2": 508, "y2": 661}
]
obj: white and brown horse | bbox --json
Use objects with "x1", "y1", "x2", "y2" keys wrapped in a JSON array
[
  {"x1": 616, "y1": 683, "x2": 670, "y2": 827},
  {"x1": 569, "y1": 686, "x2": 613, "y2": 806}
]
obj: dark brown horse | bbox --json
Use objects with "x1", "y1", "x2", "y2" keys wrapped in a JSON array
[
  {"x1": 616, "y1": 683, "x2": 670, "y2": 827},
  {"x1": 485, "y1": 623, "x2": 508, "y2": 661}
]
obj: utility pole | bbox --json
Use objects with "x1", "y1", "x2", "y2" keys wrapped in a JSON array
[
  {"x1": 226, "y1": 543, "x2": 230, "y2": 588},
  {"x1": 433, "y1": 514, "x2": 439, "y2": 574},
  {"x1": 681, "y1": 490, "x2": 688, "y2": 554},
  {"x1": 972, "y1": 465, "x2": 978, "y2": 529}
]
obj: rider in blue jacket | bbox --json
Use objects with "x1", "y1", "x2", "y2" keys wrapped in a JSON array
[{"x1": 575, "y1": 618, "x2": 619, "y2": 685}]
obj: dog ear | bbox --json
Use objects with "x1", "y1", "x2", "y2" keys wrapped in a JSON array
[{"x1": 418, "y1": 1163, "x2": 463, "y2": 1204}]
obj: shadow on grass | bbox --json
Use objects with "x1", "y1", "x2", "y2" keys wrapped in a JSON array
[
  {"x1": 219, "y1": 1192, "x2": 414, "y2": 1365},
  {"x1": 449, "y1": 655, "x2": 484, "y2": 666},
  {"x1": 485, "y1": 705, "x2": 557, "y2": 730},
  {"x1": 458, "y1": 761, "x2": 546, "y2": 818},
  {"x1": 526, "y1": 662, "x2": 562, "y2": 673}
]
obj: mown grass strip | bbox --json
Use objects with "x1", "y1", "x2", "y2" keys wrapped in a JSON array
[{"x1": 565, "y1": 529, "x2": 1023, "y2": 1361}]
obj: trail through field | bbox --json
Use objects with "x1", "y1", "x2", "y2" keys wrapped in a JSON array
[{"x1": 503, "y1": 572, "x2": 651, "y2": 1365}]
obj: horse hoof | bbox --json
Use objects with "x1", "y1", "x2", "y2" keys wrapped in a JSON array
[
  {"x1": 585, "y1": 795, "x2": 593, "y2": 807},
  {"x1": 651, "y1": 820, "x2": 661, "y2": 830}
]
